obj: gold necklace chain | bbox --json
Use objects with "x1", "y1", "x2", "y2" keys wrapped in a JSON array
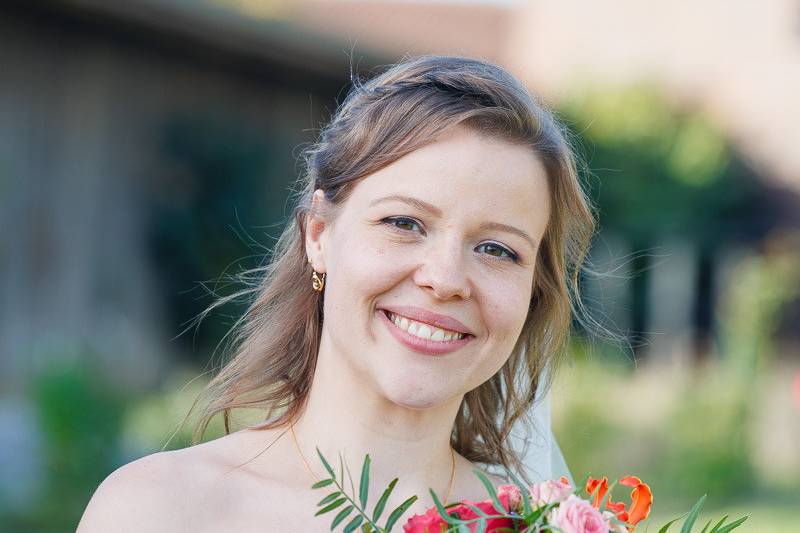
[{"x1": 289, "y1": 420, "x2": 456, "y2": 506}]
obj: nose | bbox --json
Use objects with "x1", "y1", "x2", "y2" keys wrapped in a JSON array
[{"x1": 412, "y1": 236, "x2": 472, "y2": 301}]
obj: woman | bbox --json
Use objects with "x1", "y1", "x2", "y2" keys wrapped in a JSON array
[{"x1": 78, "y1": 55, "x2": 594, "y2": 532}]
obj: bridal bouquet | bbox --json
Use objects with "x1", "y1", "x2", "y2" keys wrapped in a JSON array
[{"x1": 310, "y1": 449, "x2": 749, "y2": 533}]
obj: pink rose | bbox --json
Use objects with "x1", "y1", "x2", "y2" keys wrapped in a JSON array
[
  {"x1": 529, "y1": 478, "x2": 574, "y2": 507},
  {"x1": 497, "y1": 484, "x2": 522, "y2": 513},
  {"x1": 549, "y1": 495, "x2": 610, "y2": 533}
]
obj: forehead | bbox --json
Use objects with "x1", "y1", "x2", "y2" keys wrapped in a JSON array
[{"x1": 344, "y1": 125, "x2": 550, "y2": 230}]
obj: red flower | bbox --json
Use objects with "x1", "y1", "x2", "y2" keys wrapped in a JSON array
[
  {"x1": 403, "y1": 484, "x2": 521, "y2": 533},
  {"x1": 402, "y1": 507, "x2": 449, "y2": 533}
]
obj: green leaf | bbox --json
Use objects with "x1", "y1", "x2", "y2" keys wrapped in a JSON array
[
  {"x1": 462, "y1": 503, "x2": 489, "y2": 518},
  {"x1": 714, "y1": 515, "x2": 749, "y2": 533},
  {"x1": 707, "y1": 515, "x2": 728, "y2": 533},
  {"x1": 699, "y1": 518, "x2": 713, "y2": 533},
  {"x1": 319, "y1": 491, "x2": 343, "y2": 506},
  {"x1": 657, "y1": 512, "x2": 689, "y2": 533},
  {"x1": 372, "y1": 478, "x2": 398, "y2": 522},
  {"x1": 331, "y1": 505, "x2": 354, "y2": 530},
  {"x1": 343, "y1": 514, "x2": 364, "y2": 533},
  {"x1": 529, "y1": 502, "x2": 558, "y2": 525},
  {"x1": 360, "y1": 454, "x2": 371, "y2": 509},
  {"x1": 679, "y1": 495, "x2": 707, "y2": 533},
  {"x1": 430, "y1": 488, "x2": 459, "y2": 525},
  {"x1": 313, "y1": 479, "x2": 336, "y2": 489},
  {"x1": 384, "y1": 495, "x2": 418, "y2": 531},
  {"x1": 344, "y1": 453, "x2": 357, "y2": 500},
  {"x1": 472, "y1": 469, "x2": 505, "y2": 514},
  {"x1": 574, "y1": 473, "x2": 591, "y2": 496},
  {"x1": 316, "y1": 497, "x2": 347, "y2": 516},
  {"x1": 317, "y1": 447, "x2": 337, "y2": 479}
]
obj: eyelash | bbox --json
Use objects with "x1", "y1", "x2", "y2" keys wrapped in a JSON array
[{"x1": 380, "y1": 216, "x2": 520, "y2": 263}]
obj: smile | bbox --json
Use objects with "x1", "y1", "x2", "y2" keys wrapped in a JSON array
[
  {"x1": 385, "y1": 311, "x2": 466, "y2": 342},
  {"x1": 378, "y1": 310, "x2": 473, "y2": 356}
]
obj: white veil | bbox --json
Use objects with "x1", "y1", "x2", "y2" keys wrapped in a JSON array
[{"x1": 485, "y1": 358, "x2": 574, "y2": 487}]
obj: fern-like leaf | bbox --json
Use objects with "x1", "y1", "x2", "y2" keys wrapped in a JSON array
[
  {"x1": 384, "y1": 495, "x2": 418, "y2": 531},
  {"x1": 359, "y1": 454, "x2": 371, "y2": 509},
  {"x1": 372, "y1": 478, "x2": 398, "y2": 522}
]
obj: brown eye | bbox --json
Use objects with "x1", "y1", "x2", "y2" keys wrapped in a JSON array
[
  {"x1": 476, "y1": 242, "x2": 518, "y2": 262},
  {"x1": 382, "y1": 217, "x2": 423, "y2": 233}
]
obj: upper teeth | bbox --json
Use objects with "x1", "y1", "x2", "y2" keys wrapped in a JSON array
[{"x1": 386, "y1": 312, "x2": 466, "y2": 342}]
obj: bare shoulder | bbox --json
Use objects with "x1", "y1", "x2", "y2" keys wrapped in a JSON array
[
  {"x1": 76, "y1": 438, "x2": 237, "y2": 533},
  {"x1": 77, "y1": 449, "x2": 187, "y2": 532}
]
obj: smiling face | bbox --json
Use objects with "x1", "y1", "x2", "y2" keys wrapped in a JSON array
[{"x1": 305, "y1": 125, "x2": 551, "y2": 410}]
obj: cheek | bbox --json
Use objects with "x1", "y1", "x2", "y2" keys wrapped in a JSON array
[
  {"x1": 331, "y1": 230, "x2": 411, "y2": 291},
  {"x1": 482, "y1": 274, "x2": 532, "y2": 336},
  {"x1": 324, "y1": 230, "x2": 412, "y2": 329}
]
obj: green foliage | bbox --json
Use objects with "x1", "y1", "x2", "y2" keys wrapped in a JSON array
[
  {"x1": 121, "y1": 370, "x2": 226, "y2": 451},
  {"x1": 560, "y1": 84, "x2": 759, "y2": 249},
  {"x1": 17, "y1": 356, "x2": 128, "y2": 530},
  {"x1": 656, "y1": 392, "x2": 754, "y2": 501},
  {"x1": 311, "y1": 448, "x2": 418, "y2": 532},
  {"x1": 654, "y1": 494, "x2": 748, "y2": 533},
  {"x1": 554, "y1": 352, "x2": 757, "y2": 507},
  {"x1": 149, "y1": 112, "x2": 284, "y2": 361},
  {"x1": 717, "y1": 238, "x2": 800, "y2": 381}
]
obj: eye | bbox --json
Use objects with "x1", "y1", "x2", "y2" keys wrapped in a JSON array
[
  {"x1": 381, "y1": 216, "x2": 424, "y2": 234},
  {"x1": 476, "y1": 242, "x2": 518, "y2": 262}
]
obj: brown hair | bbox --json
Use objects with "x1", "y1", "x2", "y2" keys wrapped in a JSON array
[{"x1": 187, "y1": 55, "x2": 596, "y2": 484}]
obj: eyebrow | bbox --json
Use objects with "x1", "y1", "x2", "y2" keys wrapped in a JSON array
[
  {"x1": 370, "y1": 194, "x2": 443, "y2": 217},
  {"x1": 368, "y1": 194, "x2": 539, "y2": 250}
]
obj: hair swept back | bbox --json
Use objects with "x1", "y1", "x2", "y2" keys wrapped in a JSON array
[{"x1": 186, "y1": 54, "x2": 597, "y2": 485}]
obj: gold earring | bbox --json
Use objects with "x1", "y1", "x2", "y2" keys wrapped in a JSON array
[
  {"x1": 308, "y1": 259, "x2": 325, "y2": 292},
  {"x1": 311, "y1": 270, "x2": 325, "y2": 292}
]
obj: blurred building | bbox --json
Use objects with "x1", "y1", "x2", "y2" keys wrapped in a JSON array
[
  {"x1": 1, "y1": 0, "x2": 799, "y2": 391},
  {"x1": 0, "y1": 0, "x2": 386, "y2": 390}
]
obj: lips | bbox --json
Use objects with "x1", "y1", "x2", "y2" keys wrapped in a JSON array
[
  {"x1": 378, "y1": 305, "x2": 473, "y2": 335},
  {"x1": 377, "y1": 309, "x2": 473, "y2": 356}
]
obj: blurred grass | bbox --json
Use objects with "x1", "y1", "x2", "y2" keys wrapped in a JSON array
[
  {"x1": 552, "y1": 345, "x2": 798, "y2": 532},
  {"x1": 645, "y1": 497, "x2": 796, "y2": 533}
]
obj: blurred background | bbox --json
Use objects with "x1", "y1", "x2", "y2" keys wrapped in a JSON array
[{"x1": 1, "y1": 0, "x2": 798, "y2": 531}]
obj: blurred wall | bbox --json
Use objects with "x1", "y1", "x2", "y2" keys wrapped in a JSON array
[{"x1": 0, "y1": 1, "x2": 379, "y2": 390}]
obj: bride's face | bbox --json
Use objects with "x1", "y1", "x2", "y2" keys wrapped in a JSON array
[{"x1": 307, "y1": 125, "x2": 551, "y2": 409}]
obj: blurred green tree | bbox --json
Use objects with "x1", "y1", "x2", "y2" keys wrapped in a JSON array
[
  {"x1": 147, "y1": 111, "x2": 291, "y2": 362},
  {"x1": 560, "y1": 84, "x2": 768, "y2": 354}
]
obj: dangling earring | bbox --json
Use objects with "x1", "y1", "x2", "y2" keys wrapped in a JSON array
[
  {"x1": 308, "y1": 258, "x2": 325, "y2": 292},
  {"x1": 312, "y1": 270, "x2": 325, "y2": 292}
]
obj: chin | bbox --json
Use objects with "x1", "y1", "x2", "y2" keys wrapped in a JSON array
[{"x1": 378, "y1": 374, "x2": 457, "y2": 411}]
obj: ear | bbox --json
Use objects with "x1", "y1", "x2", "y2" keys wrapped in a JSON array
[{"x1": 305, "y1": 189, "x2": 331, "y2": 273}]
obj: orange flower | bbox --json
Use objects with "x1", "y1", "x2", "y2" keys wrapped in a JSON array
[
  {"x1": 618, "y1": 476, "x2": 652, "y2": 526},
  {"x1": 586, "y1": 476, "x2": 609, "y2": 509},
  {"x1": 585, "y1": 475, "x2": 653, "y2": 532}
]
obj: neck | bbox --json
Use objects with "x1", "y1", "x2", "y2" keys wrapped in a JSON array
[{"x1": 288, "y1": 332, "x2": 463, "y2": 511}]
